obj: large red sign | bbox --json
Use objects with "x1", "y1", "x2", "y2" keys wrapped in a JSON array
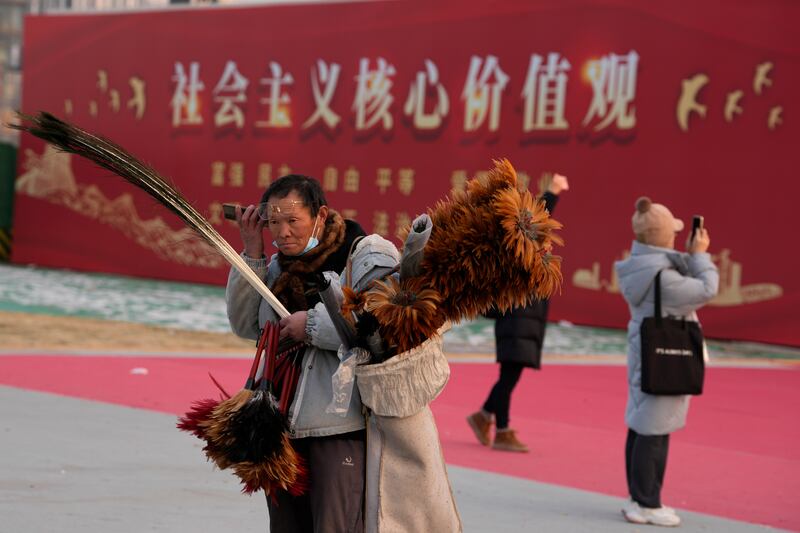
[{"x1": 13, "y1": 1, "x2": 799, "y2": 346}]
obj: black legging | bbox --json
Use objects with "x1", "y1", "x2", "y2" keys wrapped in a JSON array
[{"x1": 482, "y1": 362, "x2": 524, "y2": 429}]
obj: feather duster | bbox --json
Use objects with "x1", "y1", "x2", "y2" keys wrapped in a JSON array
[
  {"x1": 11, "y1": 112, "x2": 310, "y2": 496},
  {"x1": 422, "y1": 159, "x2": 564, "y2": 320},
  {"x1": 177, "y1": 397, "x2": 225, "y2": 440},
  {"x1": 234, "y1": 433, "x2": 308, "y2": 497},
  {"x1": 176, "y1": 373, "x2": 232, "y2": 439},
  {"x1": 226, "y1": 387, "x2": 286, "y2": 464},
  {"x1": 361, "y1": 159, "x2": 564, "y2": 354},
  {"x1": 9, "y1": 112, "x2": 289, "y2": 319},
  {"x1": 363, "y1": 276, "x2": 446, "y2": 353}
]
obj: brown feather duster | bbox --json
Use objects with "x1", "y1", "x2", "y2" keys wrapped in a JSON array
[
  {"x1": 534, "y1": 251, "x2": 564, "y2": 299},
  {"x1": 465, "y1": 158, "x2": 519, "y2": 206},
  {"x1": 363, "y1": 276, "x2": 446, "y2": 353},
  {"x1": 495, "y1": 187, "x2": 564, "y2": 268},
  {"x1": 234, "y1": 433, "x2": 308, "y2": 496},
  {"x1": 177, "y1": 397, "x2": 226, "y2": 440},
  {"x1": 340, "y1": 286, "x2": 366, "y2": 327},
  {"x1": 411, "y1": 158, "x2": 564, "y2": 323},
  {"x1": 199, "y1": 389, "x2": 256, "y2": 468}
]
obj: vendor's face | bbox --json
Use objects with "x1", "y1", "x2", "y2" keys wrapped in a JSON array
[{"x1": 265, "y1": 190, "x2": 327, "y2": 256}]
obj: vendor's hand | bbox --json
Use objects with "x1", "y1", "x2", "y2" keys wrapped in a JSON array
[
  {"x1": 548, "y1": 173, "x2": 570, "y2": 195},
  {"x1": 237, "y1": 204, "x2": 267, "y2": 258},
  {"x1": 279, "y1": 311, "x2": 308, "y2": 342},
  {"x1": 687, "y1": 227, "x2": 710, "y2": 254}
]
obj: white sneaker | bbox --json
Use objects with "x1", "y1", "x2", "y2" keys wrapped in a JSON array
[
  {"x1": 622, "y1": 500, "x2": 647, "y2": 524},
  {"x1": 640, "y1": 505, "x2": 681, "y2": 527}
]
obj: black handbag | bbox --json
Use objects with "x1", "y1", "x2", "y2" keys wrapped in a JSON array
[{"x1": 640, "y1": 270, "x2": 705, "y2": 395}]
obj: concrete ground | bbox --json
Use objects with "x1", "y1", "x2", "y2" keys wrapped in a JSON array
[{"x1": 0, "y1": 386, "x2": 783, "y2": 533}]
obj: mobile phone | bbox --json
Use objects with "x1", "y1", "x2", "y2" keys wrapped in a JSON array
[
  {"x1": 691, "y1": 215, "x2": 704, "y2": 240},
  {"x1": 222, "y1": 203, "x2": 239, "y2": 221}
]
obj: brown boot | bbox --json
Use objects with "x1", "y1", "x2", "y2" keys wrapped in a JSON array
[
  {"x1": 466, "y1": 410, "x2": 493, "y2": 446},
  {"x1": 492, "y1": 428, "x2": 529, "y2": 453}
]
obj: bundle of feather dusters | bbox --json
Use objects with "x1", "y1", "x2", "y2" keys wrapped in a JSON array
[
  {"x1": 10, "y1": 112, "x2": 307, "y2": 498},
  {"x1": 342, "y1": 159, "x2": 563, "y2": 357},
  {"x1": 177, "y1": 323, "x2": 308, "y2": 497}
]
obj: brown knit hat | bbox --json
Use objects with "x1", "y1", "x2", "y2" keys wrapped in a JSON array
[{"x1": 632, "y1": 197, "x2": 684, "y2": 247}]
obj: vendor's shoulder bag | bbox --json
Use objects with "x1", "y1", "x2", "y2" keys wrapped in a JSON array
[{"x1": 640, "y1": 269, "x2": 705, "y2": 395}]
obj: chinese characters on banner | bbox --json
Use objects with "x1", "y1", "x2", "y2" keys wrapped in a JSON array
[
  {"x1": 167, "y1": 52, "x2": 638, "y2": 236},
  {"x1": 161, "y1": 52, "x2": 640, "y2": 136},
  {"x1": 62, "y1": 51, "x2": 647, "y2": 239},
  {"x1": 15, "y1": 3, "x2": 797, "y2": 346}
]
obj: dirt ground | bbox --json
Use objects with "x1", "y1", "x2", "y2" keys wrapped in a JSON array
[
  {"x1": 5, "y1": 310, "x2": 795, "y2": 365},
  {"x1": 0, "y1": 311, "x2": 253, "y2": 353}
]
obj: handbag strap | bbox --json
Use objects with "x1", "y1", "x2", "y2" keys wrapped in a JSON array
[
  {"x1": 654, "y1": 268, "x2": 693, "y2": 328},
  {"x1": 653, "y1": 270, "x2": 664, "y2": 326}
]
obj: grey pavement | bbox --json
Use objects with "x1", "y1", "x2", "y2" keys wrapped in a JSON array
[{"x1": 0, "y1": 386, "x2": 785, "y2": 533}]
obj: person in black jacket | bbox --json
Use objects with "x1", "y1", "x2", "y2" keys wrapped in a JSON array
[{"x1": 467, "y1": 172, "x2": 569, "y2": 452}]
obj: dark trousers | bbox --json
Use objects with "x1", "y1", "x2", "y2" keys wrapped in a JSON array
[
  {"x1": 482, "y1": 362, "x2": 524, "y2": 429},
  {"x1": 625, "y1": 428, "x2": 670, "y2": 509},
  {"x1": 267, "y1": 431, "x2": 365, "y2": 533}
]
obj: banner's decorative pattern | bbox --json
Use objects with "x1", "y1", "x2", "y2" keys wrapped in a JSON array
[{"x1": 13, "y1": 2, "x2": 798, "y2": 346}]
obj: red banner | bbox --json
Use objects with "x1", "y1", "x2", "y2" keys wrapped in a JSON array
[{"x1": 13, "y1": 1, "x2": 799, "y2": 346}]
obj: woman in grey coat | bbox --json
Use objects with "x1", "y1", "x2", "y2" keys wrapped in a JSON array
[{"x1": 614, "y1": 197, "x2": 718, "y2": 527}]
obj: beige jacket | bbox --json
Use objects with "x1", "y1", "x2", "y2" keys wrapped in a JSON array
[{"x1": 357, "y1": 330, "x2": 462, "y2": 533}]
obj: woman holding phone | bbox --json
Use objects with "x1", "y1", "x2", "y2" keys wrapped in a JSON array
[{"x1": 614, "y1": 197, "x2": 718, "y2": 527}]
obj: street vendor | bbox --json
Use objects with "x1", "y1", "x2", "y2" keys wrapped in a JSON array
[{"x1": 225, "y1": 174, "x2": 397, "y2": 533}]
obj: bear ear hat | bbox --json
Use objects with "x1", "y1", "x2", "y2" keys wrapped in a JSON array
[{"x1": 635, "y1": 196, "x2": 652, "y2": 213}]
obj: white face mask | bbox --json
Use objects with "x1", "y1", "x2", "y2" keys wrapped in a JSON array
[{"x1": 273, "y1": 215, "x2": 320, "y2": 256}]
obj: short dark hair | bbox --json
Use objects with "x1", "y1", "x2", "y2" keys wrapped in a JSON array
[{"x1": 260, "y1": 174, "x2": 327, "y2": 217}]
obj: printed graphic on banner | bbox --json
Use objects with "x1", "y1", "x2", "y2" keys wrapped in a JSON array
[
  {"x1": 13, "y1": 2, "x2": 798, "y2": 345},
  {"x1": 571, "y1": 249, "x2": 783, "y2": 307},
  {"x1": 677, "y1": 61, "x2": 783, "y2": 131},
  {"x1": 16, "y1": 146, "x2": 224, "y2": 268}
]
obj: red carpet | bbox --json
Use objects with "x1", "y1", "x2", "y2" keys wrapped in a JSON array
[{"x1": 1, "y1": 355, "x2": 797, "y2": 530}]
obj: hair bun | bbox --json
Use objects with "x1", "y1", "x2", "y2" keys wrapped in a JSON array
[{"x1": 635, "y1": 196, "x2": 652, "y2": 213}]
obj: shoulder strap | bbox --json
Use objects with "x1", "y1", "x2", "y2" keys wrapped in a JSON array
[
  {"x1": 653, "y1": 270, "x2": 664, "y2": 324},
  {"x1": 344, "y1": 235, "x2": 365, "y2": 288}
]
